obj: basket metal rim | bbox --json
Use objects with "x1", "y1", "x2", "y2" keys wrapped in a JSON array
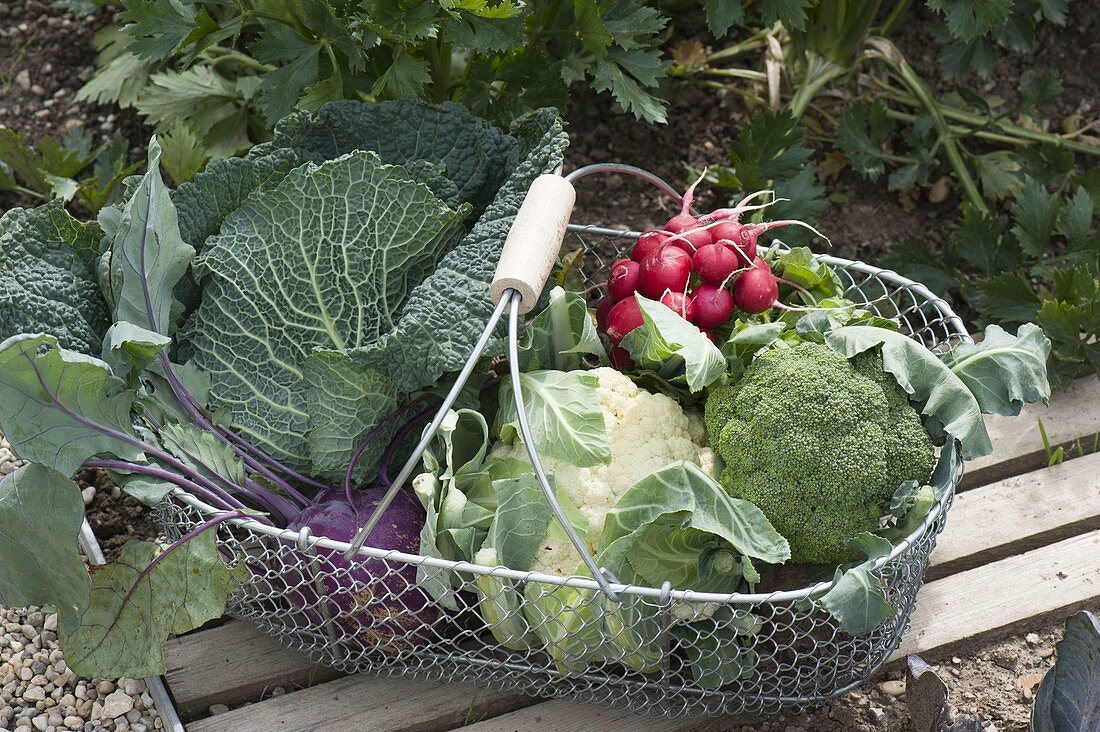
[{"x1": 171, "y1": 237, "x2": 969, "y2": 605}]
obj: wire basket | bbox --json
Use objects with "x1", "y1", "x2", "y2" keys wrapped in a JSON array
[{"x1": 155, "y1": 223, "x2": 968, "y2": 718}]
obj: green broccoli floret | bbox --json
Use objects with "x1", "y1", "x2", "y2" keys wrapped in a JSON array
[{"x1": 705, "y1": 342, "x2": 935, "y2": 565}]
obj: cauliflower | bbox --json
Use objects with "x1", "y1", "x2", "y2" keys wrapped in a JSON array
[
  {"x1": 705, "y1": 342, "x2": 935, "y2": 566},
  {"x1": 491, "y1": 366, "x2": 716, "y2": 575}
]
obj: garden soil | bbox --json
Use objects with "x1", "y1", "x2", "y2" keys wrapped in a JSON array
[{"x1": 0, "y1": 2, "x2": 1095, "y2": 729}]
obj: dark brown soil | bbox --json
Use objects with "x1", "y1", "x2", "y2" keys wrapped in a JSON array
[{"x1": 78, "y1": 467, "x2": 159, "y2": 561}]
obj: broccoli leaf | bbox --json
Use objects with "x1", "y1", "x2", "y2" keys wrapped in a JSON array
[
  {"x1": 0, "y1": 334, "x2": 143, "y2": 476},
  {"x1": 600, "y1": 462, "x2": 790, "y2": 565},
  {"x1": 621, "y1": 294, "x2": 727, "y2": 393},
  {"x1": 0, "y1": 464, "x2": 91, "y2": 617},
  {"x1": 825, "y1": 326, "x2": 992, "y2": 459},
  {"x1": 819, "y1": 532, "x2": 894, "y2": 636},
  {"x1": 940, "y1": 323, "x2": 1051, "y2": 416},
  {"x1": 60, "y1": 529, "x2": 244, "y2": 678},
  {"x1": 495, "y1": 370, "x2": 611, "y2": 468}
]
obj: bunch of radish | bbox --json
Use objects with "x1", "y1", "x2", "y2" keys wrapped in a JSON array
[{"x1": 595, "y1": 178, "x2": 825, "y2": 368}]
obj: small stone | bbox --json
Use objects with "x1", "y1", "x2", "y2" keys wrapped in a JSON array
[
  {"x1": 868, "y1": 706, "x2": 886, "y2": 721},
  {"x1": 119, "y1": 680, "x2": 142, "y2": 697},
  {"x1": 29, "y1": 716, "x2": 45, "y2": 732},
  {"x1": 99, "y1": 691, "x2": 133, "y2": 720},
  {"x1": 879, "y1": 679, "x2": 906, "y2": 697},
  {"x1": 1025, "y1": 632, "x2": 1041, "y2": 646},
  {"x1": 1038, "y1": 647, "x2": 1055, "y2": 659},
  {"x1": 23, "y1": 687, "x2": 46, "y2": 703},
  {"x1": 20, "y1": 668, "x2": 33, "y2": 682},
  {"x1": 63, "y1": 719, "x2": 81, "y2": 730},
  {"x1": 45, "y1": 716, "x2": 61, "y2": 729},
  {"x1": 81, "y1": 487, "x2": 95, "y2": 506},
  {"x1": 34, "y1": 110, "x2": 49, "y2": 120},
  {"x1": 29, "y1": 85, "x2": 46, "y2": 98},
  {"x1": 132, "y1": 725, "x2": 147, "y2": 732},
  {"x1": 952, "y1": 656, "x2": 962, "y2": 664},
  {"x1": 42, "y1": 616, "x2": 56, "y2": 634},
  {"x1": 95, "y1": 681, "x2": 114, "y2": 696},
  {"x1": 208, "y1": 704, "x2": 229, "y2": 716},
  {"x1": 14, "y1": 71, "x2": 30, "y2": 90},
  {"x1": 20, "y1": 625, "x2": 37, "y2": 640},
  {"x1": 63, "y1": 119, "x2": 83, "y2": 132}
]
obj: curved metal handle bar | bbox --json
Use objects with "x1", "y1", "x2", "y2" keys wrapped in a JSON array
[
  {"x1": 507, "y1": 291, "x2": 621, "y2": 602},
  {"x1": 343, "y1": 294, "x2": 513, "y2": 561},
  {"x1": 564, "y1": 163, "x2": 683, "y2": 205}
]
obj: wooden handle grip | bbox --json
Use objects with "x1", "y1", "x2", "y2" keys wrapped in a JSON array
[{"x1": 491, "y1": 174, "x2": 576, "y2": 314}]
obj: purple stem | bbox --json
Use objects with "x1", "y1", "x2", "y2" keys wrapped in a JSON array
[
  {"x1": 216, "y1": 423, "x2": 332, "y2": 493},
  {"x1": 85, "y1": 459, "x2": 247, "y2": 517},
  {"x1": 379, "y1": 406, "x2": 438, "y2": 488},
  {"x1": 343, "y1": 396, "x2": 432, "y2": 504}
]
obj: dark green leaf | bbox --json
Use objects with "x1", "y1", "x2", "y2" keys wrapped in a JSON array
[
  {"x1": 880, "y1": 237, "x2": 962, "y2": 297},
  {"x1": 990, "y1": 12, "x2": 1035, "y2": 53},
  {"x1": 1036, "y1": 0, "x2": 1069, "y2": 24},
  {"x1": 0, "y1": 202, "x2": 110, "y2": 353},
  {"x1": 254, "y1": 24, "x2": 321, "y2": 123},
  {"x1": 938, "y1": 37, "x2": 998, "y2": 78},
  {"x1": 1018, "y1": 70, "x2": 1063, "y2": 117},
  {"x1": 926, "y1": 0, "x2": 1014, "y2": 41},
  {"x1": 759, "y1": 0, "x2": 813, "y2": 31},
  {"x1": 1057, "y1": 187, "x2": 1095, "y2": 247},
  {"x1": 975, "y1": 150, "x2": 1022, "y2": 199},
  {"x1": 371, "y1": 47, "x2": 432, "y2": 99},
  {"x1": 835, "y1": 101, "x2": 896, "y2": 181},
  {"x1": 705, "y1": 0, "x2": 745, "y2": 37},
  {"x1": 951, "y1": 206, "x2": 1018, "y2": 275},
  {"x1": 972, "y1": 272, "x2": 1042, "y2": 323},
  {"x1": 728, "y1": 110, "x2": 811, "y2": 191},
  {"x1": 1010, "y1": 176, "x2": 1061, "y2": 257}
]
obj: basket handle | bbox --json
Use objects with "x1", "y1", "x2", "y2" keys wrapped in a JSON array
[{"x1": 490, "y1": 174, "x2": 576, "y2": 314}]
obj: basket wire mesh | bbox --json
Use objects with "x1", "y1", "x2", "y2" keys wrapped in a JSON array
[{"x1": 156, "y1": 223, "x2": 967, "y2": 718}]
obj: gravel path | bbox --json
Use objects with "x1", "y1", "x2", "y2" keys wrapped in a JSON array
[{"x1": 0, "y1": 439, "x2": 163, "y2": 732}]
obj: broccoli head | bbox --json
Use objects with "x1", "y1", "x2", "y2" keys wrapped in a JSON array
[{"x1": 705, "y1": 342, "x2": 935, "y2": 565}]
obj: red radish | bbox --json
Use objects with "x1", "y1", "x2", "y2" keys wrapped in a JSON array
[
  {"x1": 605, "y1": 297, "x2": 644, "y2": 345},
  {"x1": 733, "y1": 266, "x2": 779, "y2": 314},
  {"x1": 693, "y1": 242, "x2": 741, "y2": 284},
  {"x1": 631, "y1": 230, "x2": 667, "y2": 263},
  {"x1": 708, "y1": 221, "x2": 743, "y2": 241},
  {"x1": 659, "y1": 290, "x2": 696, "y2": 322},
  {"x1": 607, "y1": 259, "x2": 641, "y2": 301},
  {"x1": 752, "y1": 256, "x2": 771, "y2": 272},
  {"x1": 610, "y1": 347, "x2": 635, "y2": 370},
  {"x1": 596, "y1": 297, "x2": 613, "y2": 332},
  {"x1": 639, "y1": 247, "x2": 692, "y2": 299},
  {"x1": 663, "y1": 171, "x2": 712, "y2": 252},
  {"x1": 692, "y1": 284, "x2": 735, "y2": 328}
]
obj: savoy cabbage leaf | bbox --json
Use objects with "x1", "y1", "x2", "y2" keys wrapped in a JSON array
[{"x1": 183, "y1": 150, "x2": 468, "y2": 471}]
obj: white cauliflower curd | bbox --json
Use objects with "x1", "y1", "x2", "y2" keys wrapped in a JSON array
[{"x1": 490, "y1": 367, "x2": 716, "y2": 575}]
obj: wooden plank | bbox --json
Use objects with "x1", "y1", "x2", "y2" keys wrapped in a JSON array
[
  {"x1": 927, "y1": 450, "x2": 1100, "y2": 580},
  {"x1": 163, "y1": 621, "x2": 342, "y2": 719},
  {"x1": 892, "y1": 529, "x2": 1100, "y2": 662},
  {"x1": 457, "y1": 699, "x2": 702, "y2": 732},
  {"x1": 962, "y1": 375, "x2": 1100, "y2": 489},
  {"x1": 186, "y1": 674, "x2": 530, "y2": 732}
]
